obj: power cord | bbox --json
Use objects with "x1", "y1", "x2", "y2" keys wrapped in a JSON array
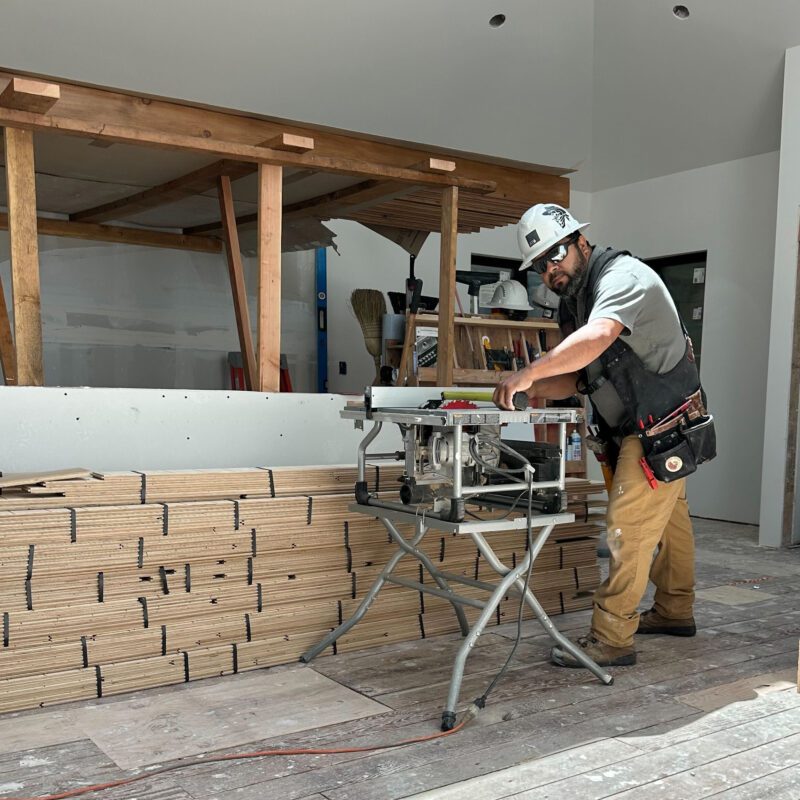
[{"x1": 8, "y1": 719, "x2": 471, "y2": 800}]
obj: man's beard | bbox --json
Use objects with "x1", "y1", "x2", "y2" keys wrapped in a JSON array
[{"x1": 549, "y1": 248, "x2": 589, "y2": 298}]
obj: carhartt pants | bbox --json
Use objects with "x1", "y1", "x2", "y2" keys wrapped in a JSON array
[{"x1": 591, "y1": 435, "x2": 695, "y2": 648}]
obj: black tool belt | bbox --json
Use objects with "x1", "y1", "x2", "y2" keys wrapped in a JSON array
[{"x1": 639, "y1": 389, "x2": 716, "y2": 482}]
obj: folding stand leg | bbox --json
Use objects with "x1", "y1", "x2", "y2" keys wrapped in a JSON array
[
  {"x1": 301, "y1": 514, "x2": 470, "y2": 663},
  {"x1": 472, "y1": 528, "x2": 614, "y2": 686},
  {"x1": 440, "y1": 542, "x2": 546, "y2": 731},
  {"x1": 383, "y1": 518, "x2": 470, "y2": 637}
]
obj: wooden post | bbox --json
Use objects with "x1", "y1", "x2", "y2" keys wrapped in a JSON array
[
  {"x1": 0, "y1": 276, "x2": 17, "y2": 384},
  {"x1": 436, "y1": 186, "x2": 458, "y2": 386},
  {"x1": 217, "y1": 175, "x2": 257, "y2": 390},
  {"x1": 257, "y1": 164, "x2": 282, "y2": 392},
  {"x1": 3, "y1": 127, "x2": 43, "y2": 385}
]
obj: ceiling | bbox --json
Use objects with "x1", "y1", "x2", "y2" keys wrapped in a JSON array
[{"x1": 0, "y1": 0, "x2": 798, "y2": 194}]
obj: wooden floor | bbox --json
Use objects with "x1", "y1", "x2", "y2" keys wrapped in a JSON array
[{"x1": 1, "y1": 517, "x2": 799, "y2": 800}]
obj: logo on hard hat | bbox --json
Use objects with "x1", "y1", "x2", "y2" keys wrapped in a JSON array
[
  {"x1": 525, "y1": 229, "x2": 540, "y2": 247},
  {"x1": 543, "y1": 205, "x2": 569, "y2": 228}
]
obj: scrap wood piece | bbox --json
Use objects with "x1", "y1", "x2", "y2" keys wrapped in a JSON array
[
  {"x1": 0, "y1": 77, "x2": 60, "y2": 114},
  {"x1": 0, "y1": 468, "x2": 93, "y2": 490}
]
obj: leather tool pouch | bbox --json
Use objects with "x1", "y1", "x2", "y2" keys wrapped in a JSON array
[{"x1": 643, "y1": 413, "x2": 716, "y2": 483}]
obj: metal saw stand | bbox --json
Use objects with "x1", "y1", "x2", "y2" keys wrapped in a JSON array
[{"x1": 301, "y1": 503, "x2": 614, "y2": 731}]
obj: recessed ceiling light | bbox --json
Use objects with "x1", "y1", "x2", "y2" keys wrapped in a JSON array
[
  {"x1": 489, "y1": 14, "x2": 506, "y2": 28},
  {"x1": 673, "y1": 5, "x2": 690, "y2": 19}
]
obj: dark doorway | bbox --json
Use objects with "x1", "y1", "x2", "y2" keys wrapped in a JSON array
[{"x1": 644, "y1": 250, "x2": 707, "y2": 375}]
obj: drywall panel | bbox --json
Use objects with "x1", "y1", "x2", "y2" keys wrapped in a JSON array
[
  {"x1": 763, "y1": 46, "x2": 800, "y2": 547},
  {"x1": 0, "y1": 387, "x2": 401, "y2": 472},
  {"x1": 0, "y1": 235, "x2": 318, "y2": 391},
  {"x1": 589, "y1": 152, "x2": 779, "y2": 525}
]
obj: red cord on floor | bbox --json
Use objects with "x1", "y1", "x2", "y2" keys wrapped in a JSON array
[{"x1": 8, "y1": 718, "x2": 468, "y2": 800}]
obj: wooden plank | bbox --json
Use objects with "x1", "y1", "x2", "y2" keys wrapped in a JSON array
[
  {"x1": 410, "y1": 158, "x2": 456, "y2": 173},
  {"x1": 218, "y1": 175, "x2": 257, "y2": 390},
  {"x1": 257, "y1": 164, "x2": 282, "y2": 392},
  {"x1": 3, "y1": 127, "x2": 43, "y2": 385},
  {"x1": 0, "y1": 468, "x2": 92, "y2": 488},
  {"x1": 265, "y1": 133, "x2": 315, "y2": 152},
  {"x1": 0, "y1": 212, "x2": 222, "y2": 253},
  {"x1": 436, "y1": 186, "x2": 458, "y2": 385},
  {"x1": 0, "y1": 77, "x2": 59, "y2": 113},
  {"x1": 0, "y1": 275, "x2": 17, "y2": 385},
  {"x1": 70, "y1": 159, "x2": 255, "y2": 223}
]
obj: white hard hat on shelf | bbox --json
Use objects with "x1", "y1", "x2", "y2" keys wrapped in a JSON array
[
  {"x1": 484, "y1": 279, "x2": 533, "y2": 311},
  {"x1": 517, "y1": 204, "x2": 590, "y2": 270}
]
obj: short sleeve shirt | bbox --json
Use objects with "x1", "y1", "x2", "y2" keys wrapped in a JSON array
[{"x1": 574, "y1": 247, "x2": 686, "y2": 428}]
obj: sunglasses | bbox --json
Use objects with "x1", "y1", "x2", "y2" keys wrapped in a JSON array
[{"x1": 530, "y1": 234, "x2": 579, "y2": 275}]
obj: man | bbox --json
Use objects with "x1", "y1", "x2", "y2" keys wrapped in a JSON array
[{"x1": 494, "y1": 203, "x2": 706, "y2": 668}]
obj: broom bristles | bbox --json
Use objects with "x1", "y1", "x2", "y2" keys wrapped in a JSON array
[{"x1": 350, "y1": 289, "x2": 386, "y2": 358}]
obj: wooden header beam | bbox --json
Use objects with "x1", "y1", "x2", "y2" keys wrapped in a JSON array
[
  {"x1": 0, "y1": 71, "x2": 568, "y2": 205},
  {"x1": 0, "y1": 102, "x2": 496, "y2": 193},
  {"x1": 0, "y1": 213, "x2": 222, "y2": 254}
]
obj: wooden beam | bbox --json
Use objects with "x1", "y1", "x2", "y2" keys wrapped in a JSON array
[
  {"x1": 436, "y1": 186, "x2": 458, "y2": 386},
  {"x1": 0, "y1": 277, "x2": 17, "y2": 385},
  {"x1": 264, "y1": 133, "x2": 314, "y2": 153},
  {"x1": 3, "y1": 127, "x2": 43, "y2": 386},
  {"x1": 0, "y1": 69, "x2": 569, "y2": 204},
  {"x1": 257, "y1": 165, "x2": 282, "y2": 392},
  {"x1": 218, "y1": 175, "x2": 257, "y2": 391},
  {"x1": 70, "y1": 159, "x2": 255, "y2": 223},
  {"x1": 0, "y1": 213, "x2": 222, "y2": 254},
  {"x1": 0, "y1": 104, "x2": 496, "y2": 193},
  {"x1": 183, "y1": 178, "x2": 416, "y2": 235},
  {"x1": 410, "y1": 158, "x2": 456, "y2": 174},
  {"x1": 0, "y1": 78, "x2": 59, "y2": 114}
]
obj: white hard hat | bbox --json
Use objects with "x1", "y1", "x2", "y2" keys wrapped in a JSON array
[
  {"x1": 484, "y1": 279, "x2": 533, "y2": 311},
  {"x1": 517, "y1": 203, "x2": 590, "y2": 270}
]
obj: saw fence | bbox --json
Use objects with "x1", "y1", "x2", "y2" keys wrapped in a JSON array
[{"x1": 0, "y1": 467, "x2": 606, "y2": 713}]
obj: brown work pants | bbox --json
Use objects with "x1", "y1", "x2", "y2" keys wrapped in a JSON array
[{"x1": 591, "y1": 435, "x2": 695, "y2": 648}]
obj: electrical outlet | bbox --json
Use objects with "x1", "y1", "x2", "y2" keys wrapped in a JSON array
[{"x1": 339, "y1": 361, "x2": 347, "y2": 375}]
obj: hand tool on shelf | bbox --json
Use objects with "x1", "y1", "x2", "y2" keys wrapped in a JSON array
[{"x1": 396, "y1": 277, "x2": 423, "y2": 385}]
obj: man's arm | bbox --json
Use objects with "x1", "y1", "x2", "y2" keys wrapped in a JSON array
[{"x1": 493, "y1": 317, "x2": 624, "y2": 410}]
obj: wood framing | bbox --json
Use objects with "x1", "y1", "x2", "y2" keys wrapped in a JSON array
[
  {"x1": 0, "y1": 77, "x2": 60, "y2": 114},
  {"x1": 436, "y1": 186, "x2": 458, "y2": 385},
  {"x1": 3, "y1": 127, "x2": 44, "y2": 386},
  {"x1": 70, "y1": 159, "x2": 256, "y2": 224},
  {"x1": 218, "y1": 175, "x2": 257, "y2": 391},
  {"x1": 0, "y1": 213, "x2": 222, "y2": 253},
  {"x1": 0, "y1": 277, "x2": 17, "y2": 385},
  {"x1": 0, "y1": 71, "x2": 568, "y2": 203},
  {"x1": 257, "y1": 165, "x2": 282, "y2": 392}
]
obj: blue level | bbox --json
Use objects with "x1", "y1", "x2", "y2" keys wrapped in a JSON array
[{"x1": 315, "y1": 247, "x2": 329, "y2": 393}]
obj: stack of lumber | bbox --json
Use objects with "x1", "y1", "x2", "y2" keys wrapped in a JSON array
[{"x1": 0, "y1": 468, "x2": 604, "y2": 713}]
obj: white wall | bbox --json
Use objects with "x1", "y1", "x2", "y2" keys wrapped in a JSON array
[
  {"x1": 0, "y1": 234, "x2": 318, "y2": 392},
  {"x1": 587, "y1": 152, "x2": 779, "y2": 524},
  {"x1": 762, "y1": 46, "x2": 800, "y2": 547}
]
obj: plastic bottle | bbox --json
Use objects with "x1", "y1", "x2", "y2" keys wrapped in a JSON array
[{"x1": 569, "y1": 430, "x2": 582, "y2": 462}]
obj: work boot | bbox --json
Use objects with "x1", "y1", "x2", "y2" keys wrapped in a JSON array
[
  {"x1": 637, "y1": 608, "x2": 696, "y2": 637},
  {"x1": 550, "y1": 634, "x2": 636, "y2": 668}
]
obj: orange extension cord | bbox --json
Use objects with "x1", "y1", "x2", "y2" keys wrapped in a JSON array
[{"x1": 8, "y1": 717, "x2": 470, "y2": 800}]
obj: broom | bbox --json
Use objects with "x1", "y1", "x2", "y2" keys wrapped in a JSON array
[{"x1": 350, "y1": 289, "x2": 386, "y2": 385}]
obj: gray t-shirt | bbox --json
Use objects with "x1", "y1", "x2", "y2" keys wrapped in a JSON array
[{"x1": 571, "y1": 247, "x2": 686, "y2": 428}]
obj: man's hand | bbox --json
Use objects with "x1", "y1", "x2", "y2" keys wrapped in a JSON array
[{"x1": 493, "y1": 368, "x2": 534, "y2": 410}]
